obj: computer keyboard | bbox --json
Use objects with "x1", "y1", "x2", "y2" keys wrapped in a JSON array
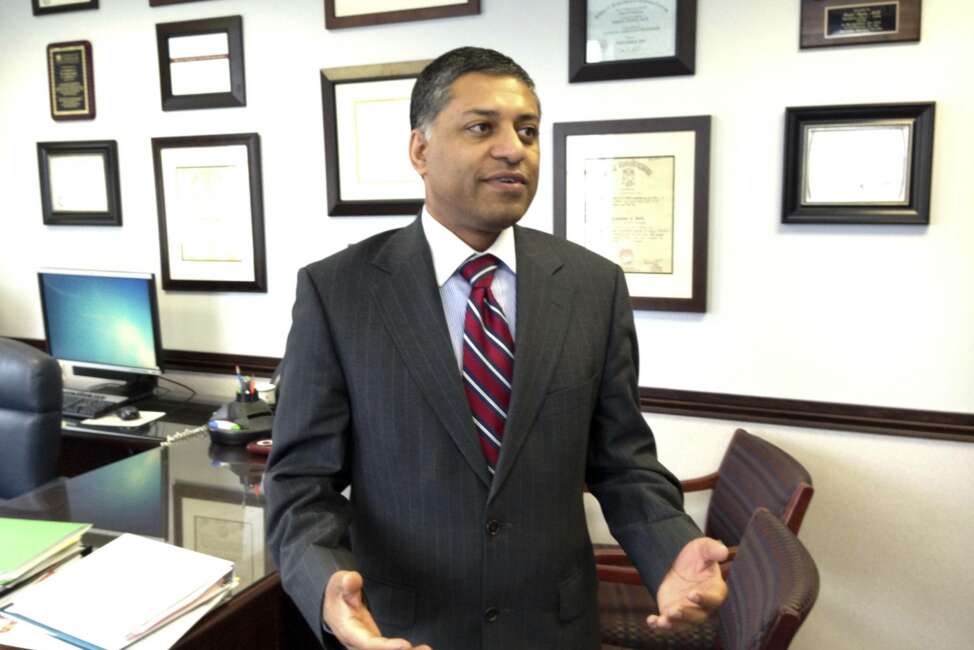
[{"x1": 62, "y1": 389, "x2": 127, "y2": 420}]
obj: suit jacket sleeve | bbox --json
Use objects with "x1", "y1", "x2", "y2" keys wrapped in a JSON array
[
  {"x1": 264, "y1": 265, "x2": 357, "y2": 647},
  {"x1": 585, "y1": 267, "x2": 702, "y2": 594}
]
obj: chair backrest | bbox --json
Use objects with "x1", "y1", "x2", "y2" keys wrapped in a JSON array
[
  {"x1": 0, "y1": 338, "x2": 63, "y2": 500},
  {"x1": 718, "y1": 508, "x2": 820, "y2": 650},
  {"x1": 706, "y1": 429, "x2": 814, "y2": 547}
]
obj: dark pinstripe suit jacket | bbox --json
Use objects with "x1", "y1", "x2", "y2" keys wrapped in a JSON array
[{"x1": 265, "y1": 218, "x2": 700, "y2": 650}]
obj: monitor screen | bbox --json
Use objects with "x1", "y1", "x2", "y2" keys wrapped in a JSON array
[{"x1": 38, "y1": 269, "x2": 163, "y2": 376}]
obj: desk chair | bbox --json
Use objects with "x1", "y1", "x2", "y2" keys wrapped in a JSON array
[
  {"x1": 596, "y1": 428, "x2": 815, "y2": 648},
  {"x1": 601, "y1": 508, "x2": 820, "y2": 650},
  {"x1": 0, "y1": 338, "x2": 63, "y2": 500}
]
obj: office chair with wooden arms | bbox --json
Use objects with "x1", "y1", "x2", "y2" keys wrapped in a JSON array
[
  {"x1": 0, "y1": 338, "x2": 63, "y2": 500},
  {"x1": 596, "y1": 428, "x2": 814, "y2": 649},
  {"x1": 601, "y1": 508, "x2": 820, "y2": 650}
]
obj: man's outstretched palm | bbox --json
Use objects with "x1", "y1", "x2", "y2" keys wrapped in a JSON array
[{"x1": 649, "y1": 537, "x2": 729, "y2": 631}]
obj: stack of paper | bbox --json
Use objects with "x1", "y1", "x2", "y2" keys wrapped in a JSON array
[
  {"x1": 1, "y1": 533, "x2": 235, "y2": 650},
  {"x1": 0, "y1": 518, "x2": 90, "y2": 596}
]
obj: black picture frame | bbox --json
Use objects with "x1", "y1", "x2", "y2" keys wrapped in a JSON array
[
  {"x1": 32, "y1": 0, "x2": 98, "y2": 16},
  {"x1": 47, "y1": 40, "x2": 96, "y2": 121},
  {"x1": 800, "y1": 0, "x2": 922, "y2": 49},
  {"x1": 37, "y1": 140, "x2": 121, "y2": 226},
  {"x1": 155, "y1": 15, "x2": 245, "y2": 111},
  {"x1": 553, "y1": 116, "x2": 710, "y2": 312},
  {"x1": 324, "y1": 0, "x2": 480, "y2": 29},
  {"x1": 569, "y1": 0, "x2": 696, "y2": 83},
  {"x1": 150, "y1": 0, "x2": 214, "y2": 5},
  {"x1": 151, "y1": 133, "x2": 267, "y2": 292},
  {"x1": 321, "y1": 60, "x2": 429, "y2": 216},
  {"x1": 782, "y1": 103, "x2": 935, "y2": 225}
]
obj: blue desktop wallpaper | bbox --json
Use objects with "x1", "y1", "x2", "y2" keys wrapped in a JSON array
[{"x1": 41, "y1": 273, "x2": 158, "y2": 370}]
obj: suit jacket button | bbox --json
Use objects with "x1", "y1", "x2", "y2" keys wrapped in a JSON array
[
  {"x1": 486, "y1": 520, "x2": 501, "y2": 536},
  {"x1": 484, "y1": 607, "x2": 500, "y2": 622}
]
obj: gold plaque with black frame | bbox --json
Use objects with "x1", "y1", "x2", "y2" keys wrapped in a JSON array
[
  {"x1": 800, "y1": 0, "x2": 922, "y2": 49},
  {"x1": 47, "y1": 41, "x2": 96, "y2": 121}
]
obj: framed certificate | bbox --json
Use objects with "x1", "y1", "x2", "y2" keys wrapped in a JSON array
[
  {"x1": 151, "y1": 133, "x2": 267, "y2": 292},
  {"x1": 782, "y1": 103, "x2": 935, "y2": 224},
  {"x1": 47, "y1": 41, "x2": 95, "y2": 121},
  {"x1": 37, "y1": 140, "x2": 121, "y2": 226},
  {"x1": 800, "y1": 0, "x2": 922, "y2": 49},
  {"x1": 569, "y1": 0, "x2": 696, "y2": 82},
  {"x1": 321, "y1": 59, "x2": 430, "y2": 216},
  {"x1": 32, "y1": 0, "x2": 98, "y2": 16},
  {"x1": 155, "y1": 16, "x2": 245, "y2": 111},
  {"x1": 554, "y1": 116, "x2": 710, "y2": 312},
  {"x1": 324, "y1": 0, "x2": 480, "y2": 29}
]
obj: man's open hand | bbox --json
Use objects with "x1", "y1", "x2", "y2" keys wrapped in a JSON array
[
  {"x1": 649, "y1": 537, "x2": 728, "y2": 632},
  {"x1": 323, "y1": 571, "x2": 432, "y2": 650}
]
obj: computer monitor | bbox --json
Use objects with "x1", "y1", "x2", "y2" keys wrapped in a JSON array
[{"x1": 38, "y1": 269, "x2": 164, "y2": 400}]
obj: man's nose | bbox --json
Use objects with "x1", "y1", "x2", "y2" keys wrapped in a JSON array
[{"x1": 489, "y1": 126, "x2": 526, "y2": 163}]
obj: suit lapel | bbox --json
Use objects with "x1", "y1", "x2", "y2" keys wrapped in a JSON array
[
  {"x1": 370, "y1": 218, "x2": 491, "y2": 488},
  {"x1": 489, "y1": 227, "x2": 574, "y2": 501}
]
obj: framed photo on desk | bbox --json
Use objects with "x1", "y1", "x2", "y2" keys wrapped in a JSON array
[
  {"x1": 151, "y1": 133, "x2": 267, "y2": 292},
  {"x1": 173, "y1": 482, "x2": 268, "y2": 588}
]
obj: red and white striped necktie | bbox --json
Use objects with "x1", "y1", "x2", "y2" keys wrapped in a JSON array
[{"x1": 459, "y1": 254, "x2": 514, "y2": 475}]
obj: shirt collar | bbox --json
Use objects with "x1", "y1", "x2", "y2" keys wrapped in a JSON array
[{"x1": 421, "y1": 206, "x2": 517, "y2": 287}]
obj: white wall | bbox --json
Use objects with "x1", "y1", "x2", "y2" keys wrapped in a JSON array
[{"x1": 2, "y1": 1, "x2": 972, "y2": 648}]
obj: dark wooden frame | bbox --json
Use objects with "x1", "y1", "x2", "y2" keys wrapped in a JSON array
[
  {"x1": 800, "y1": 0, "x2": 922, "y2": 49},
  {"x1": 151, "y1": 133, "x2": 267, "y2": 292},
  {"x1": 321, "y1": 60, "x2": 429, "y2": 216},
  {"x1": 155, "y1": 15, "x2": 246, "y2": 111},
  {"x1": 569, "y1": 0, "x2": 696, "y2": 82},
  {"x1": 553, "y1": 116, "x2": 710, "y2": 312},
  {"x1": 324, "y1": 0, "x2": 479, "y2": 29},
  {"x1": 32, "y1": 0, "x2": 98, "y2": 15},
  {"x1": 782, "y1": 102, "x2": 935, "y2": 225},
  {"x1": 47, "y1": 40, "x2": 96, "y2": 121},
  {"x1": 37, "y1": 140, "x2": 121, "y2": 226},
  {"x1": 150, "y1": 0, "x2": 214, "y2": 5}
]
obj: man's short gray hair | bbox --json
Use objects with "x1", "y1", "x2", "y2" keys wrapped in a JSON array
[{"x1": 410, "y1": 47, "x2": 539, "y2": 138}]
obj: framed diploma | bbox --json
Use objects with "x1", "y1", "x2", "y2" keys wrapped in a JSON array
[
  {"x1": 324, "y1": 0, "x2": 480, "y2": 29},
  {"x1": 800, "y1": 0, "x2": 922, "y2": 48},
  {"x1": 155, "y1": 15, "x2": 245, "y2": 111},
  {"x1": 151, "y1": 133, "x2": 267, "y2": 292},
  {"x1": 173, "y1": 482, "x2": 269, "y2": 589},
  {"x1": 321, "y1": 59, "x2": 430, "y2": 216},
  {"x1": 47, "y1": 41, "x2": 95, "y2": 121},
  {"x1": 37, "y1": 140, "x2": 121, "y2": 226},
  {"x1": 554, "y1": 116, "x2": 710, "y2": 312},
  {"x1": 782, "y1": 103, "x2": 934, "y2": 224},
  {"x1": 569, "y1": 0, "x2": 696, "y2": 82},
  {"x1": 32, "y1": 0, "x2": 98, "y2": 16}
]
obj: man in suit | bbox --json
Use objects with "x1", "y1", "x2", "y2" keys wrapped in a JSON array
[{"x1": 265, "y1": 47, "x2": 727, "y2": 650}]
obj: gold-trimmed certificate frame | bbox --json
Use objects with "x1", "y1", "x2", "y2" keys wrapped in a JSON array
[
  {"x1": 47, "y1": 41, "x2": 95, "y2": 121},
  {"x1": 324, "y1": 0, "x2": 480, "y2": 29},
  {"x1": 782, "y1": 103, "x2": 935, "y2": 224},
  {"x1": 320, "y1": 59, "x2": 430, "y2": 216},
  {"x1": 554, "y1": 116, "x2": 711, "y2": 312}
]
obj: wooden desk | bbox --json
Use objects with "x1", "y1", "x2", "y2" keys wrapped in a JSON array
[
  {"x1": 0, "y1": 436, "x2": 320, "y2": 649},
  {"x1": 58, "y1": 396, "x2": 221, "y2": 477}
]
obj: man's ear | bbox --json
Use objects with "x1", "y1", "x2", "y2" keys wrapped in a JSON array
[{"x1": 408, "y1": 129, "x2": 428, "y2": 176}]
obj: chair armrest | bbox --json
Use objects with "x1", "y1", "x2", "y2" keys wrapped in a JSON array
[{"x1": 681, "y1": 471, "x2": 719, "y2": 492}]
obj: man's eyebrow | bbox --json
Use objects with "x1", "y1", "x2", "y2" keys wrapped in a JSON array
[{"x1": 461, "y1": 108, "x2": 540, "y2": 121}]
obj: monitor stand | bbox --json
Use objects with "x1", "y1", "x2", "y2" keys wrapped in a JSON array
[{"x1": 73, "y1": 366, "x2": 159, "y2": 402}]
